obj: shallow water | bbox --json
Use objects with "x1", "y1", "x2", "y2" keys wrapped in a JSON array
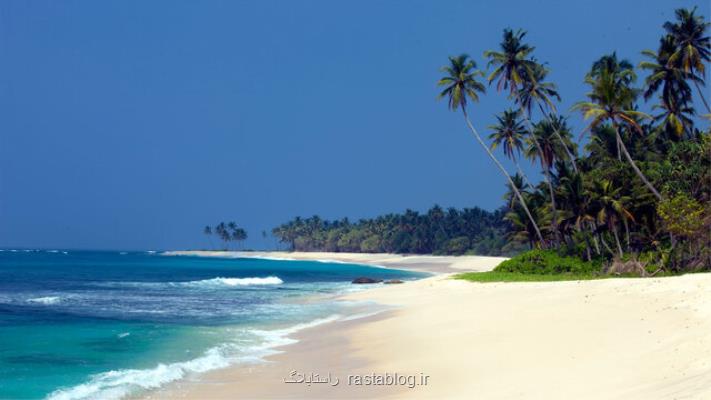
[{"x1": 0, "y1": 250, "x2": 424, "y2": 399}]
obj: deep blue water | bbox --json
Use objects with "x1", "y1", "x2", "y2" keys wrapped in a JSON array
[{"x1": 0, "y1": 250, "x2": 424, "y2": 400}]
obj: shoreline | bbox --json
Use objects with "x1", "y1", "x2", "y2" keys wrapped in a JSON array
[
  {"x1": 162, "y1": 250, "x2": 509, "y2": 274},
  {"x1": 144, "y1": 252, "x2": 711, "y2": 399}
]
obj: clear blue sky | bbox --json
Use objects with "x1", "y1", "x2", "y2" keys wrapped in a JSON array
[{"x1": 0, "y1": 0, "x2": 707, "y2": 250}]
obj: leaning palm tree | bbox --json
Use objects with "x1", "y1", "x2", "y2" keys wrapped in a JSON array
[
  {"x1": 488, "y1": 109, "x2": 531, "y2": 186},
  {"x1": 664, "y1": 7, "x2": 711, "y2": 113},
  {"x1": 437, "y1": 54, "x2": 544, "y2": 244},
  {"x1": 572, "y1": 54, "x2": 662, "y2": 201},
  {"x1": 485, "y1": 29, "x2": 560, "y2": 242}
]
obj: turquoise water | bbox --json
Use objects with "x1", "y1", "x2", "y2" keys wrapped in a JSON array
[{"x1": 0, "y1": 250, "x2": 424, "y2": 399}]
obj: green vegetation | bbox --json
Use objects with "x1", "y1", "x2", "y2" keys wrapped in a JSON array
[
  {"x1": 271, "y1": 206, "x2": 521, "y2": 256},
  {"x1": 494, "y1": 249, "x2": 601, "y2": 274},
  {"x1": 454, "y1": 250, "x2": 605, "y2": 282},
  {"x1": 454, "y1": 271, "x2": 609, "y2": 282},
  {"x1": 439, "y1": 7, "x2": 710, "y2": 275},
  {"x1": 453, "y1": 249, "x2": 686, "y2": 282}
]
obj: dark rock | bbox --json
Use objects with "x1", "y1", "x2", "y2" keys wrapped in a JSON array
[
  {"x1": 384, "y1": 279, "x2": 404, "y2": 284},
  {"x1": 351, "y1": 277, "x2": 383, "y2": 284}
]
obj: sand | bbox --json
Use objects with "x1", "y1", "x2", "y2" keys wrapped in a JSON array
[
  {"x1": 146, "y1": 251, "x2": 711, "y2": 399},
  {"x1": 163, "y1": 250, "x2": 508, "y2": 274}
]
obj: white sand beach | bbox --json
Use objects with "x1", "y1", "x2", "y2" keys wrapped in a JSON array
[{"x1": 147, "y1": 251, "x2": 711, "y2": 399}]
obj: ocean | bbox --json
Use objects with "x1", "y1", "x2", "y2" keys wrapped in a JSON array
[{"x1": 0, "y1": 250, "x2": 425, "y2": 399}]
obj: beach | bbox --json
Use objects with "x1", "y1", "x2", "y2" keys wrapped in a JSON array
[{"x1": 146, "y1": 252, "x2": 711, "y2": 399}]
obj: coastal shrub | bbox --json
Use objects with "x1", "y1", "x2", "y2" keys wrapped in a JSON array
[{"x1": 494, "y1": 249, "x2": 602, "y2": 275}]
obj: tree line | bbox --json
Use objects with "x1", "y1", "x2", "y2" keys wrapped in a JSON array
[{"x1": 271, "y1": 206, "x2": 520, "y2": 256}]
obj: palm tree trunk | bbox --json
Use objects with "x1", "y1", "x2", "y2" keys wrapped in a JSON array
[
  {"x1": 693, "y1": 80, "x2": 711, "y2": 114},
  {"x1": 519, "y1": 107, "x2": 559, "y2": 244},
  {"x1": 612, "y1": 122, "x2": 663, "y2": 201},
  {"x1": 577, "y1": 223, "x2": 592, "y2": 261},
  {"x1": 539, "y1": 105, "x2": 579, "y2": 173},
  {"x1": 462, "y1": 109, "x2": 545, "y2": 244},
  {"x1": 611, "y1": 223, "x2": 624, "y2": 258},
  {"x1": 589, "y1": 221, "x2": 601, "y2": 255},
  {"x1": 599, "y1": 233, "x2": 615, "y2": 256},
  {"x1": 514, "y1": 160, "x2": 532, "y2": 188}
]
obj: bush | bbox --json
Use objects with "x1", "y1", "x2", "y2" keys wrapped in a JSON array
[{"x1": 494, "y1": 249, "x2": 602, "y2": 275}]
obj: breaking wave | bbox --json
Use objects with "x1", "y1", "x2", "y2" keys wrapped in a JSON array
[{"x1": 46, "y1": 315, "x2": 340, "y2": 400}]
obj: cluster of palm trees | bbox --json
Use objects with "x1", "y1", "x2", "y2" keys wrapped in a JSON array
[
  {"x1": 203, "y1": 222, "x2": 248, "y2": 250},
  {"x1": 272, "y1": 206, "x2": 514, "y2": 255},
  {"x1": 438, "y1": 7, "x2": 710, "y2": 270}
]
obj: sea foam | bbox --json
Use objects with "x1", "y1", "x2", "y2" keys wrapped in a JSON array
[
  {"x1": 27, "y1": 296, "x2": 62, "y2": 305},
  {"x1": 46, "y1": 315, "x2": 340, "y2": 400},
  {"x1": 177, "y1": 276, "x2": 284, "y2": 288}
]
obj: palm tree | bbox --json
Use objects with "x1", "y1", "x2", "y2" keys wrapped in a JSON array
[
  {"x1": 663, "y1": 7, "x2": 711, "y2": 113},
  {"x1": 640, "y1": 35, "x2": 696, "y2": 137},
  {"x1": 557, "y1": 172, "x2": 594, "y2": 259},
  {"x1": 505, "y1": 186, "x2": 550, "y2": 248},
  {"x1": 215, "y1": 222, "x2": 230, "y2": 249},
  {"x1": 526, "y1": 117, "x2": 574, "y2": 177},
  {"x1": 652, "y1": 100, "x2": 696, "y2": 138},
  {"x1": 484, "y1": 29, "x2": 537, "y2": 95},
  {"x1": 232, "y1": 228, "x2": 248, "y2": 249},
  {"x1": 572, "y1": 53, "x2": 662, "y2": 200},
  {"x1": 589, "y1": 180, "x2": 635, "y2": 258},
  {"x1": 520, "y1": 64, "x2": 580, "y2": 173},
  {"x1": 503, "y1": 173, "x2": 529, "y2": 208},
  {"x1": 488, "y1": 109, "x2": 531, "y2": 186},
  {"x1": 485, "y1": 29, "x2": 560, "y2": 242},
  {"x1": 437, "y1": 54, "x2": 545, "y2": 244}
]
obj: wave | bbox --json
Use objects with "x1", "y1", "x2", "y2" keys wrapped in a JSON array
[
  {"x1": 160, "y1": 251, "x2": 392, "y2": 271},
  {"x1": 27, "y1": 296, "x2": 62, "y2": 305},
  {"x1": 96, "y1": 276, "x2": 284, "y2": 291},
  {"x1": 46, "y1": 315, "x2": 341, "y2": 400},
  {"x1": 176, "y1": 276, "x2": 284, "y2": 288}
]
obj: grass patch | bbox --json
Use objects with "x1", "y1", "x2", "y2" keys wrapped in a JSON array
[
  {"x1": 453, "y1": 249, "x2": 706, "y2": 283},
  {"x1": 453, "y1": 271, "x2": 609, "y2": 282}
]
